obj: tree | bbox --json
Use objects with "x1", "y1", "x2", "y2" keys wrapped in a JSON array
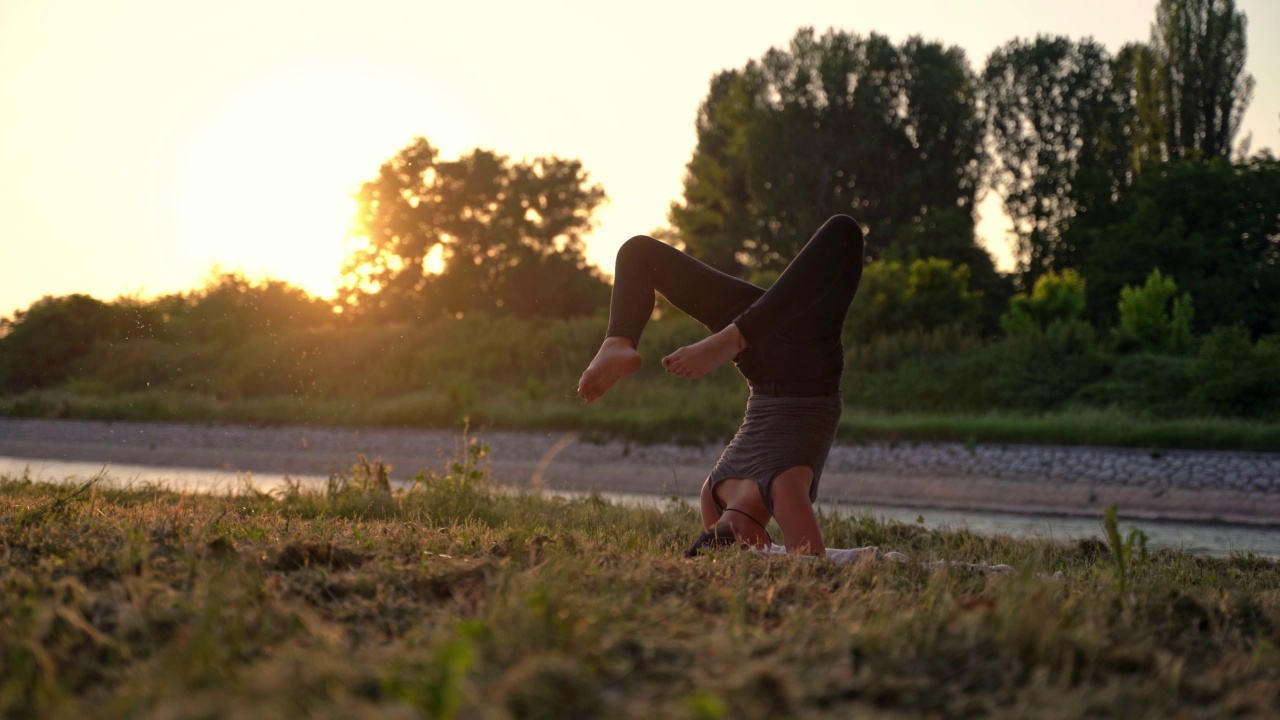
[
  {"x1": 1000, "y1": 269, "x2": 1088, "y2": 334},
  {"x1": 983, "y1": 1, "x2": 1254, "y2": 287},
  {"x1": 1150, "y1": 0, "x2": 1254, "y2": 160},
  {"x1": 671, "y1": 28, "x2": 989, "y2": 274},
  {"x1": 1114, "y1": 268, "x2": 1194, "y2": 353},
  {"x1": 982, "y1": 36, "x2": 1131, "y2": 285},
  {"x1": 1113, "y1": 43, "x2": 1168, "y2": 173},
  {"x1": 1077, "y1": 155, "x2": 1280, "y2": 336},
  {"x1": 171, "y1": 270, "x2": 334, "y2": 345},
  {"x1": 844, "y1": 258, "x2": 983, "y2": 343},
  {"x1": 879, "y1": 207, "x2": 1011, "y2": 333},
  {"x1": 0, "y1": 294, "x2": 117, "y2": 391},
  {"x1": 341, "y1": 138, "x2": 609, "y2": 320},
  {"x1": 667, "y1": 70, "x2": 757, "y2": 275}
]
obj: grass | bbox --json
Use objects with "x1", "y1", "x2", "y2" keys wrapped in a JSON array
[
  {"x1": 2, "y1": 450, "x2": 1279, "y2": 719},
  {"x1": 8, "y1": 384, "x2": 1280, "y2": 452}
]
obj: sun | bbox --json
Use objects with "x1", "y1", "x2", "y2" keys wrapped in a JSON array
[{"x1": 176, "y1": 71, "x2": 465, "y2": 299}]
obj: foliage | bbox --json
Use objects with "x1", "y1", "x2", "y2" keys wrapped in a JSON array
[
  {"x1": 1189, "y1": 326, "x2": 1280, "y2": 419},
  {"x1": 1114, "y1": 268, "x2": 1194, "y2": 354},
  {"x1": 0, "y1": 295, "x2": 119, "y2": 391},
  {"x1": 3, "y1": 273, "x2": 1280, "y2": 444},
  {"x1": 845, "y1": 258, "x2": 983, "y2": 344},
  {"x1": 880, "y1": 208, "x2": 1013, "y2": 333},
  {"x1": 982, "y1": 36, "x2": 1132, "y2": 284},
  {"x1": 982, "y1": 2, "x2": 1256, "y2": 285},
  {"x1": 671, "y1": 28, "x2": 992, "y2": 276},
  {"x1": 1000, "y1": 269, "x2": 1088, "y2": 334},
  {"x1": 1150, "y1": 0, "x2": 1255, "y2": 160},
  {"x1": 1075, "y1": 155, "x2": 1280, "y2": 335},
  {"x1": 844, "y1": 310, "x2": 1109, "y2": 416},
  {"x1": 168, "y1": 270, "x2": 334, "y2": 345},
  {"x1": 1069, "y1": 352, "x2": 1196, "y2": 418},
  {"x1": 341, "y1": 137, "x2": 609, "y2": 321}
]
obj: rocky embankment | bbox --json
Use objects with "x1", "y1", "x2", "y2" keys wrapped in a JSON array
[{"x1": 2, "y1": 417, "x2": 1278, "y2": 525}]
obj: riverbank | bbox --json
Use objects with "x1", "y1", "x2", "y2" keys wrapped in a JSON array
[{"x1": 4, "y1": 417, "x2": 1279, "y2": 527}]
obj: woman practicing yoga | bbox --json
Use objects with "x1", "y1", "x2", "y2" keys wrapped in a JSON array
[{"x1": 578, "y1": 214, "x2": 864, "y2": 556}]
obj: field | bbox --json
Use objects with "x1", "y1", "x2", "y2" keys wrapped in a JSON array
[{"x1": 3, "y1": 445, "x2": 1279, "y2": 720}]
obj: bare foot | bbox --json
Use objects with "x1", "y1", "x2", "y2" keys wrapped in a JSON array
[
  {"x1": 578, "y1": 336, "x2": 642, "y2": 402},
  {"x1": 662, "y1": 323, "x2": 746, "y2": 379}
]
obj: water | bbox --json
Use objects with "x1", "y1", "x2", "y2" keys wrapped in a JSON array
[{"x1": 4, "y1": 456, "x2": 1278, "y2": 559}]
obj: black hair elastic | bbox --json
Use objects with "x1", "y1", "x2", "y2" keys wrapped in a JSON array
[{"x1": 722, "y1": 508, "x2": 773, "y2": 545}]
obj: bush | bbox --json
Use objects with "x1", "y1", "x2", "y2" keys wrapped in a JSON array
[
  {"x1": 1190, "y1": 327, "x2": 1280, "y2": 419},
  {"x1": 1114, "y1": 269, "x2": 1194, "y2": 354},
  {"x1": 845, "y1": 258, "x2": 983, "y2": 344},
  {"x1": 1000, "y1": 269, "x2": 1087, "y2": 334},
  {"x1": 1071, "y1": 353, "x2": 1195, "y2": 416},
  {"x1": 0, "y1": 295, "x2": 118, "y2": 392}
]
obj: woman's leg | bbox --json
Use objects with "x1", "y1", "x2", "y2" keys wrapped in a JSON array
[
  {"x1": 662, "y1": 215, "x2": 864, "y2": 379},
  {"x1": 579, "y1": 235, "x2": 763, "y2": 400},
  {"x1": 607, "y1": 235, "x2": 763, "y2": 341}
]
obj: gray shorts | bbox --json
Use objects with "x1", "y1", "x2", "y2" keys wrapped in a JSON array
[{"x1": 707, "y1": 392, "x2": 843, "y2": 515}]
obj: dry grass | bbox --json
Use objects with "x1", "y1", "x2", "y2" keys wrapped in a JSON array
[{"x1": 2, "y1": 452, "x2": 1278, "y2": 719}]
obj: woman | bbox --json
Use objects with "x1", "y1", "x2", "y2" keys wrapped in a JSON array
[{"x1": 578, "y1": 214, "x2": 864, "y2": 556}]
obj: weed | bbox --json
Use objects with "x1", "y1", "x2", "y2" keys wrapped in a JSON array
[{"x1": 1101, "y1": 504, "x2": 1149, "y2": 594}]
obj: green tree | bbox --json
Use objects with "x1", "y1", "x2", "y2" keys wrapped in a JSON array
[
  {"x1": 1190, "y1": 327, "x2": 1280, "y2": 418},
  {"x1": 1113, "y1": 43, "x2": 1168, "y2": 173},
  {"x1": 982, "y1": 36, "x2": 1131, "y2": 285},
  {"x1": 667, "y1": 70, "x2": 756, "y2": 275},
  {"x1": 0, "y1": 294, "x2": 117, "y2": 391},
  {"x1": 1114, "y1": 268, "x2": 1195, "y2": 353},
  {"x1": 844, "y1": 261, "x2": 909, "y2": 344},
  {"x1": 880, "y1": 207, "x2": 1011, "y2": 333},
  {"x1": 1076, "y1": 155, "x2": 1280, "y2": 335},
  {"x1": 903, "y1": 258, "x2": 983, "y2": 333},
  {"x1": 170, "y1": 270, "x2": 334, "y2": 345},
  {"x1": 845, "y1": 258, "x2": 982, "y2": 343},
  {"x1": 671, "y1": 28, "x2": 989, "y2": 274},
  {"x1": 1000, "y1": 269, "x2": 1088, "y2": 334},
  {"x1": 342, "y1": 138, "x2": 609, "y2": 320},
  {"x1": 1150, "y1": 0, "x2": 1254, "y2": 160}
]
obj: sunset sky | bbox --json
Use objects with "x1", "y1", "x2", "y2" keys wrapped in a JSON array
[{"x1": 2, "y1": 0, "x2": 1277, "y2": 318}]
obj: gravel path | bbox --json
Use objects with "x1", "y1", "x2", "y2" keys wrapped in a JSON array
[{"x1": 3, "y1": 417, "x2": 1279, "y2": 525}]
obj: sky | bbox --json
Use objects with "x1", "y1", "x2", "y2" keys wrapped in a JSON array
[{"x1": 2, "y1": 0, "x2": 1277, "y2": 318}]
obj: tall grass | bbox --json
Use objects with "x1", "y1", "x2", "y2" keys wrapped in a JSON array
[{"x1": 2, "y1": 455, "x2": 1278, "y2": 718}]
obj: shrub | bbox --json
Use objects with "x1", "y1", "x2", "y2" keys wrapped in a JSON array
[
  {"x1": 1000, "y1": 269, "x2": 1087, "y2": 334},
  {"x1": 1190, "y1": 327, "x2": 1280, "y2": 419},
  {"x1": 1114, "y1": 269, "x2": 1194, "y2": 354},
  {"x1": 0, "y1": 294, "x2": 118, "y2": 391},
  {"x1": 845, "y1": 258, "x2": 982, "y2": 344}
]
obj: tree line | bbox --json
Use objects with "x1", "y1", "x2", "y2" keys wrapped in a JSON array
[
  {"x1": 320, "y1": 0, "x2": 1273, "y2": 337},
  {"x1": 672, "y1": 0, "x2": 1273, "y2": 339},
  {"x1": 1, "y1": 0, "x2": 1277, "y2": 423}
]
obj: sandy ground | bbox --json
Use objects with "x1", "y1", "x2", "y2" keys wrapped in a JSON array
[{"x1": 2, "y1": 417, "x2": 1279, "y2": 526}]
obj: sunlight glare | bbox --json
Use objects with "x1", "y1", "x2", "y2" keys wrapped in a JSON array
[{"x1": 176, "y1": 71, "x2": 464, "y2": 299}]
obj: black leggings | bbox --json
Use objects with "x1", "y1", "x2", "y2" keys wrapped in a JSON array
[{"x1": 606, "y1": 214, "x2": 865, "y2": 390}]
